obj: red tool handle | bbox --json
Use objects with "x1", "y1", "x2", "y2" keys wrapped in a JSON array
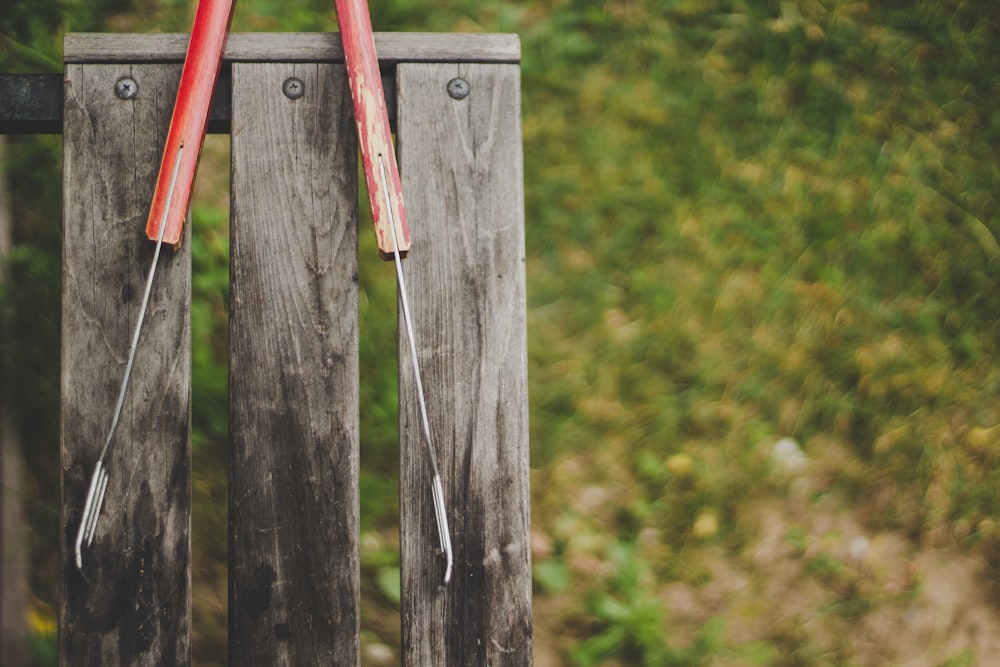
[
  {"x1": 335, "y1": 0, "x2": 411, "y2": 259},
  {"x1": 145, "y1": 0, "x2": 235, "y2": 249}
]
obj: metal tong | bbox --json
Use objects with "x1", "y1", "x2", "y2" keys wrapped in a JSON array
[
  {"x1": 73, "y1": 0, "x2": 234, "y2": 578},
  {"x1": 335, "y1": 0, "x2": 455, "y2": 583}
]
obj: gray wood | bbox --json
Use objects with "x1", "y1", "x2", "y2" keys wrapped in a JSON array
[
  {"x1": 396, "y1": 63, "x2": 531, "y2": 666},
  {"x1": 65, "y1": 33, "x2": 520, "y2": 65},
  {"x1": 60, "y1": 63, "x2": 192, "y2": 665},
  {"x1": 229, "y1": 62, "x2": 360, "y2": 666}
]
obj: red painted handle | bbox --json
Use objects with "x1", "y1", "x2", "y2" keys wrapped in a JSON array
[
  {"x1": 145, "y1": 0, "x2": 235, "y2": 249},
  {"x1": 335, "y1": 0, "x2": 411, "y2": 259}
]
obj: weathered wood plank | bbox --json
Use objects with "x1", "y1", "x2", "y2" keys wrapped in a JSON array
[
  {"x1": 229, "y1": 62, "x2": 360, "y2": 666},
  {"x1": 396, "y1": 63, "x2": 531, "y2": 665},
  {"x1": 65, "y1": 33, "x2": 520, "y2": 64},
  {"x1": 60, "y1": 63, "x2": 192, "y2": 665}
]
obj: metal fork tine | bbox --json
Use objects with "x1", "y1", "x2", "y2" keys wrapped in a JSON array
[
  {"x1": 432, "y1": 473, "x2": 454, "y2": 583},
  {"x1": 74, "y1": 462, "x2": 105, "y2": 571},
  {"x1": 85, "y1": 467, "x2": 110, "y2": 546}
]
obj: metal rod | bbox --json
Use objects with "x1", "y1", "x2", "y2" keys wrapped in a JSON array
[
  {"x1": 98, "y1": 143, "x2": 181, "y2": 461},
  {"x1": 378, "y1": 154, "x2": 454, "y2": 584}
]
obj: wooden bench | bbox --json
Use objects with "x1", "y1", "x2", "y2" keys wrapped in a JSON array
[{"x1": 59, "y1": 32, "x2": 530, "y2": 665}]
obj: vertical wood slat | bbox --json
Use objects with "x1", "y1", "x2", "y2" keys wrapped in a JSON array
[
  {"x1": 228, "y1": 62, "x2": 361, "y2": 665},
  {"x1": 397, "y1": 63, "x2": 532, "y2": 665},
  {"x1": 60, "y1": 64, "x2": 192, "y2": 665}
]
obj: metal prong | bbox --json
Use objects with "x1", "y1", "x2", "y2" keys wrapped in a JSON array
[
  {"x1": 85, "y1": 467, "x2": 109, "y2": 547},
  {"x1": 74, "y1": 461, "x2": 105, "y2": 572},
  {"x1": 378, "y1": 155, "x2": 455, "y2": 584},
  {"x1": 432, "y1": 473, "x2": 454, "y2": 583}
]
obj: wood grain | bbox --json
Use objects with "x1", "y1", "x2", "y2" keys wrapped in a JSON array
[
  {"x1": 229, "y1": 62, "x2": 360, "y2": 666},
  {"x1": 60, "y1": 63, "x2": 192, "y2": 665},
  {"x1": 65, "y1": 33, "x2": 520, "y2": 65},
  {"x1": 396, "y1": 63, "x2": 532, "y2": 666}
]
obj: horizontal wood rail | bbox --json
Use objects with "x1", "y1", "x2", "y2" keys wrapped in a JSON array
[
  {"x1": 64, "y1": 32, "x2": 521, "y2": 63},
  {"x1": 0, "y1": 33, "x2": 519, "y2": 135}
]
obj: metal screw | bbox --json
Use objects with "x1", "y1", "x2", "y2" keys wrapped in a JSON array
[
  {"x1": 115, "y1": 77, "x2": 138, "y2": 100},
  {"x1": 283, "y1": 77, "x2": 305, "y2": 100},
  {"x1": 447, "y1": 77, "x2": 470, "y2": 100}
]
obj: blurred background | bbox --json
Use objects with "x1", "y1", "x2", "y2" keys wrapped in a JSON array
[{"x1": 2, "y1": 0, "x2": 999, "y2": 664}]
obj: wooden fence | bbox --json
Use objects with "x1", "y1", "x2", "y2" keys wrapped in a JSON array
[{"x1": 58, "y1": 33, "x2": 530, "y2": 665}]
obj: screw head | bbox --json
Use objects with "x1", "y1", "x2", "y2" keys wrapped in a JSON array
[
  {"x1": 283, "y1": 77, "x2": 305, "y2": 100},
  {"x1": 115, "y1": 77, "x2": 138, "y2": 100},
  {"x1": 447, "y1": 77, "x2": 470, "y2": 100}
]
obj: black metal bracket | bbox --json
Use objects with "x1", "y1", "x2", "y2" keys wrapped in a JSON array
[
  {"x1": 0, "y1": 72, "x2": 232, "y2": 135},
  {"x1": 0, "y1": 69, "x2": 397, "y2": 135},
  {"x1": 0, "y1": 74, "x2": 64, "y2": 135}
]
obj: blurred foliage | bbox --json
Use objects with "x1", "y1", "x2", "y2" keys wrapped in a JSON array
[
  {"x1": 523, "y1": 0, "x2": 999, "y2": 662},
  {"x1": 3, "y1": 0, "x2": 1000, "y2": 665}
]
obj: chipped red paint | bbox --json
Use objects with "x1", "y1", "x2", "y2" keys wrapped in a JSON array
[{"x1": 335, "y1": 0, "x2": 411, "y2": 258}]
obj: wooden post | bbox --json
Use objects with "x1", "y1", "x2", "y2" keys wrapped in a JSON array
[
  {"x1": 228, "y1": 61, "x2": 361, "y2": 665},
  {"x1": 60, "y1": 63, "x2": 192, "y2": 665},
  {"x1": 397, "y1": 63, "x2": 532, "y2": 665}
]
